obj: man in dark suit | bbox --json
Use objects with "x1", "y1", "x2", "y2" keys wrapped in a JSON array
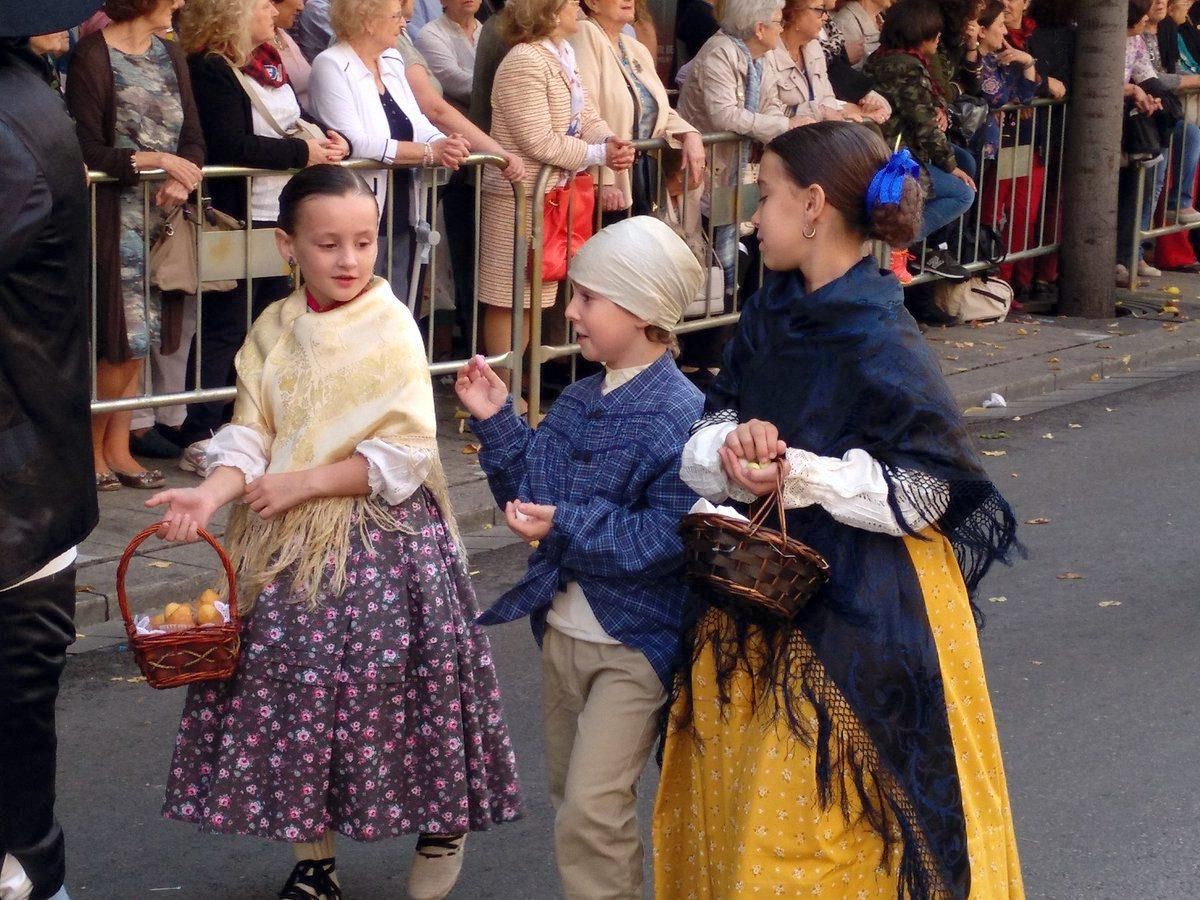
[{"x1": 0, "y1": 3, "x2": 101, "y2": 899}]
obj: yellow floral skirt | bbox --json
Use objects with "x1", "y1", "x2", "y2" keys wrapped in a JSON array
[{"x1": 652, "y1": 532, "x2": 1024, "y2": 898}]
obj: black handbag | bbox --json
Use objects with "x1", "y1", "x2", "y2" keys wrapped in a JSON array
[
  {"x1": 1122, "y1": 101, "x2": 1163, "y2": 161},
  {"x1": 956, "y1": 217, "x2": 1007, "y2": 268},
  {"x1": 948, "y1": 94, "x2": 990, "y2": 147}
]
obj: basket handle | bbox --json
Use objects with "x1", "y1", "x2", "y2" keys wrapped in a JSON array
[
  {"x1": 115, "y1": 525, "x2": 240, "y2": 642},
  {"x1": 745, "y1": 471, "x2": 787, "y2": 542}
]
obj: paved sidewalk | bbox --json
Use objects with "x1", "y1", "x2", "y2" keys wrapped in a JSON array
[{"x1": 72, "y1": 275, "x2": 1200, "y2": 631}]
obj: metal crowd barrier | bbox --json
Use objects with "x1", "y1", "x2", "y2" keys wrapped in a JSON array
[
  {"x1": 1126, "y1": 87, "x2": 1200, "y2": 290},
  {"x1": 87, "y1": 106, "x2": 1072, "y2": 425},
  {"x1": 86, "y1": 154, "x2": 524, "y2": 415}
]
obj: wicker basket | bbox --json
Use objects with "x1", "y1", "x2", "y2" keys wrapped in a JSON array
[
  {"x1": 116, "y1": 525, "x2": 241, "y2": 689},
  {"x1": 681, "y1": 486, "x2": 830, "y2": 619}
]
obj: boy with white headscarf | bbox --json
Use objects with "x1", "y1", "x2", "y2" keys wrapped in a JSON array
[{"x1": 455, "y1": 216, "x2": 704, "y2": 898}]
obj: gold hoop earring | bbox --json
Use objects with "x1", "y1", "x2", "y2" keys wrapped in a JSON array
[{"x1": 802, "y1": 224, "x2": 817, "y2": 239}]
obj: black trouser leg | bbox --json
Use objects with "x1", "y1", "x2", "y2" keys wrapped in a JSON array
[
  {"x1": 178, "y1": 275, "x2": 291, "y2": 446},
  {"x1": 0, "y1": 568, "x2": 76, "y2": 900}
]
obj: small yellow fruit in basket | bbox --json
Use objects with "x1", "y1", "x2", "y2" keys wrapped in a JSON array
[
  {"x1": 166, "y1": 604, "x2": 197, "y2": 627},
  {"x1": 149, "y1": 614, "x2": 165, "y2": 628},
  {"x1": 197, "y1": 588, "x2": 220, "y2": 606},
  {"x1": 164, "y1": 602, "x2": 182, "y2": 618},
  {"x1": 196, "y1": 603, "x2": 223, "y2": 626}
]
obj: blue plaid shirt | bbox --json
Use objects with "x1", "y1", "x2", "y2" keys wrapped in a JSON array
[{"x1": 471, "y1": 354, "x2": 703, "y2": 686}]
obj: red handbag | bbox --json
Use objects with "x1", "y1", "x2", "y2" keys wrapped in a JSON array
[{"x1": 537, "y1": 173, "x2": 595, "y2": 282}]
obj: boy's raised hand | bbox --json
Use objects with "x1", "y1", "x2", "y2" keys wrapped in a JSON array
[
  {"x1": 504, "y1": 500, "x2": 555, "y2": 544},
  {"x1": 455, "y1": 355, "x2": 509, "y2": 421}
]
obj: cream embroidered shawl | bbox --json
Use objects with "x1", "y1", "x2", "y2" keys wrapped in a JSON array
[{"x1": 223, "y1": 276, "x2": 457, "y2": 609}]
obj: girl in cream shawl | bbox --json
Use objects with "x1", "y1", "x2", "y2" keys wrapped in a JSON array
[{"x1": 148, "y1": 166, "x2": 521, "y2": 900}]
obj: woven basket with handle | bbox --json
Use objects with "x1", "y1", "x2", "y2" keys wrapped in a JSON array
[
  {"x1": 681, "y1": 484, "x2": 830, "y2": 619},
  {"x1": 116, "y1": 525, "x2": 241, "y2": 689}
]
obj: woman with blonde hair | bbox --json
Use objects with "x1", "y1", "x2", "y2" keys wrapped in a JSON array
[
  {"x1": 476, "y1": 0, "x2": 635, "y2": 398},
  {"x1": 171, "y1": 0, "x2": 349, "y2": 471},
  {"x1": 570, "y1": 0, "x2": 705, "y2": 221},
  {"x1": 308, "y1": 0, "x2": 471, "y2": 299}
]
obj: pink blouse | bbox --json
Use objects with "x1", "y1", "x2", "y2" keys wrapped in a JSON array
[{"x1": 276, "y1": 28, "x2": 311, "y2": 112}]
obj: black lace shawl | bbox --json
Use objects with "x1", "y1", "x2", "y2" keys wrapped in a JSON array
[{"x1": 669, "y1": 259, "x2": 1019, "y2": 899}]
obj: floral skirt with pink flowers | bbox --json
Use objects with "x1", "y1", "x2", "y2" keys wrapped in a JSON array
[{"x1": 162, "y1": 488, "x2": 523, "y2": 842}]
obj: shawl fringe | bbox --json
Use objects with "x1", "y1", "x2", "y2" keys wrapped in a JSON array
[{"x1": 663, "y1": 604, "x2": 960, "y2": 900}]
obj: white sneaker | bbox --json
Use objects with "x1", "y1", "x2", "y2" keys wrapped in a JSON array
[
  {"x1": 407, "y1": 833, "x2": 466, "y2": 900},
  {"x1": 1115, "y1": 263, "x2": 1130, "y2": 285},
  {"x1": 1175, "y1": 207, "x2": 1200, "y2": 224},
  {"x1": 1138, "y1": 258, "x2": 1162, "y2": 277},
  {"x1": 178, "y1": 439, "x2": 211, "y2": 476}
]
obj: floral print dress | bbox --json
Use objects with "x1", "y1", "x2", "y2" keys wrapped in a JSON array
[
  {"x1": 163, "y1": 488, "x2": 523, "y2": 841},
  {"x1": 109, "y1": 37, "x2": 181, "y2": 359}
]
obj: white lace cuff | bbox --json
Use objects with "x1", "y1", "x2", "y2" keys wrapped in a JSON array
[
  {"x1": 206, "y1": 424, "x2": 269, "y2": 482},
  {"x1": 680, "y1": 421, "x2": 738, "y2": 502},
  {"x1": 357, "y1": 439, "x2": 435, "y2": 506}
]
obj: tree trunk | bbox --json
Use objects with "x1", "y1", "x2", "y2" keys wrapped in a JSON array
[{"x1": 1059, "y1": 2, "x2": 1128, "y2": 317}]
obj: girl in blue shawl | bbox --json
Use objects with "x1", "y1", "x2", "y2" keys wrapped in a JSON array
[{"x1": 652, "y1": 122, "x2": 1025, "y2": 899}]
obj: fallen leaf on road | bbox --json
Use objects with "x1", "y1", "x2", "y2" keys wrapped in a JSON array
[
  {"x1": 1120, "y1": 355, "x2": 1131, "y2": 366},
  {"x1": 988, "y1": 596, "x2": 1007, "y2": 603},
  {"x1": 1090, "y1": 373, "x2": 1102, "y2": 381},
  {"x1": 125, "y1": 676, "x2": 147, "y2": 683},
  {"x1": 1016, "y1": 328, "x2": 1029, "y2": 335},
  {"x1": 1164, "y1": 286, "x2": 1181, "y2": 295},
  {"x1": 1162, "y1": 305, "x2": 1180, "y2": 315},
  {"x1": 1012, "y1": 416, "x2": 1022, "y2": 421},
  {"x1": 1163, "y1": 323, "x2": 1180, "y2": 332},
  {"x1": 146, "y1": 561, "x2": 172, "y2": 569},
  {"x1": 482, "y1": 523, "x2": 493, "y2": 530},
  {"x1": 1068, "y1": 423, "x2": 1082, "y2": 429},
  {"x1": 76, "y1": 632, "x2": 86, "y2": 639},
  {"x1": 979, "y1": 431, "x2": 1009, "y2": 440},
  {"x1": 75, "y1": 584, "x2": 94, "y2": 593},
  {"x1": 468, "y1": 570, "x2": 480, "y2": 576},
  {"x1": 1025, "y1": 517, "x2": 1051, "y2": 525},
  {"x1": 981, "y1": 450, "x2": 1007, "y2": 457},
  {"x1": 461, "y1": 443, "x2": 481, "y2": 455},
  {"x1": 1098, "y1": 600, "x2": 1122, "y2": 608},
  {"x1": 962, "y1": 406, "x2": 987, "y2": 414},
  {"x1": 1042, "y1": 432, "x2": 1054, "y2": 439},
  {"x1": 1048, "y1": 357, "x2": 1060, "y2": 364},
  {"x1": 1057, "y1": 572, "x2": 1085, "y2": 580},
  {"x1": 1097, "y1": 343, "x2": 1112, "y2": 349},
  {"x1": 1010, "y1": 472, "x2": 1020, "y2": 478},
  {"x1": 1031, "y1": 660, "x2": 1043, "y2": 666},
  {"x1": 943, "y1": 354, "x2": 959, "y2": 361}
]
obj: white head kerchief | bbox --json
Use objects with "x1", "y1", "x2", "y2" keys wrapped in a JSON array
[{"x1": 568, "y1": 216, "x2": 704, "y2": 330}]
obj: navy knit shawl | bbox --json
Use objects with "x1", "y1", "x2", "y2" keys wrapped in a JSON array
[{"x1": 697, "y1": 257, "x2": 1018, "y2": 899}]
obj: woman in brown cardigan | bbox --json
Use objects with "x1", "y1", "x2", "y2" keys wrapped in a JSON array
[
  {"x1": 570, "y1": 0, "x2": 706, "y2": 221},
  {"x1": 65, "y1": 0, "x2": 205, "y2": 491},
  {"x1": 477, "y1": 0, "x2": 634, "y2": 392}
]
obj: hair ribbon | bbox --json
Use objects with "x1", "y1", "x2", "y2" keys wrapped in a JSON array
[{"x1": 866, "y1": 148, "x2": 921, "y2": 215}]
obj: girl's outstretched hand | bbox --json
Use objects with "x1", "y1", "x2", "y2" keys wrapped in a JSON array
[
  {"x1": 504, "y1": 500, "x2": 555, "y2": 544},
  {"x1": 455, "y1": 355, "x2": 509, "y2": 421},
  {"x1": 146, "y1": 487, "x2": 219, "y2": 543}
]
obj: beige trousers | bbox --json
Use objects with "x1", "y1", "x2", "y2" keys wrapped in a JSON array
[{"x1": 541, "y1": 625, "x2": 667, "y2": 900}]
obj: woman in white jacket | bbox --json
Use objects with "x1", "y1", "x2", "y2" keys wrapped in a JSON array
[{"x1": 308, "y1": 0, "x2": 470, "y2": 298}]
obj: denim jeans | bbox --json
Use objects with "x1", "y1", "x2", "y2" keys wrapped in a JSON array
[
  {"x1": 1161, "y1": 120, "x2": 1200, "y2": 211},
  {"x1": 1117, "y1": 158, "x2": 1164, "y2": 262},
  {"x1": 917, "y1": 165, "x2": 977, "y2": 242}
]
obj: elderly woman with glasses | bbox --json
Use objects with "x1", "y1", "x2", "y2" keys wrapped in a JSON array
[{"x1": 677, "y1": 0, "x2": 807, "y2": 293}]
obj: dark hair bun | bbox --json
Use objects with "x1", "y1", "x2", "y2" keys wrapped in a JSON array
[
  {"x1": 867, "y1": 177, "x2": 923, "y2": 247},
  {"x1": 277, "y1": 164, "x2": 377, "y2": 234}
]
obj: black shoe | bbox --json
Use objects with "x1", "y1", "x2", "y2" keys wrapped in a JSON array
[
  {"x1": 278, "y1": 858, "x2": 341, "y2": 900},
  {"x1": 130, "y1": 426, "x2": 183, "y2": 459},
  {"x1": 921, "y1": 248, "x2": 970, "y2": 282}
]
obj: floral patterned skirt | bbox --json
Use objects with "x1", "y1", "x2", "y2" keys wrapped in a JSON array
[{"x1": 162, "y1": 489, "x2": 523, "y2": 842}]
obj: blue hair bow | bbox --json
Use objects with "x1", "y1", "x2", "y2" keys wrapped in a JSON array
[{"x1": 865, "y1": 148, "x2": 921, "y2": 215}]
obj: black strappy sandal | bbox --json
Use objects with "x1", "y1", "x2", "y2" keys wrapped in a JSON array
[{"x1": 278, "y1": 857, "x2": 342, "y2": 900}]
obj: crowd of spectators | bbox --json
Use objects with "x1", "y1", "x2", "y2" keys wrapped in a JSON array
[{"x1": 30, "y1": 0, "x2": 1200, "y2": 491}]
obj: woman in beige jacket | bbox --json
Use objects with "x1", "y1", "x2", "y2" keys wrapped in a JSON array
[
  {"x1": 478, "y1": 0, "x2": 634, "y2": 387},
  {"x1": 570, "y1": 0, "x2": 705, "y2": 220}
]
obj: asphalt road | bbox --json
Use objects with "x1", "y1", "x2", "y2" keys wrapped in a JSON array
[{"x1": 53, "y1": 371, "x2": 1200, "y2": 899}]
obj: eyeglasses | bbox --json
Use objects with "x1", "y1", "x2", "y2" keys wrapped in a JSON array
[{"x1": 805, "y1": 5, "x2": 832, "y2": 16}]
